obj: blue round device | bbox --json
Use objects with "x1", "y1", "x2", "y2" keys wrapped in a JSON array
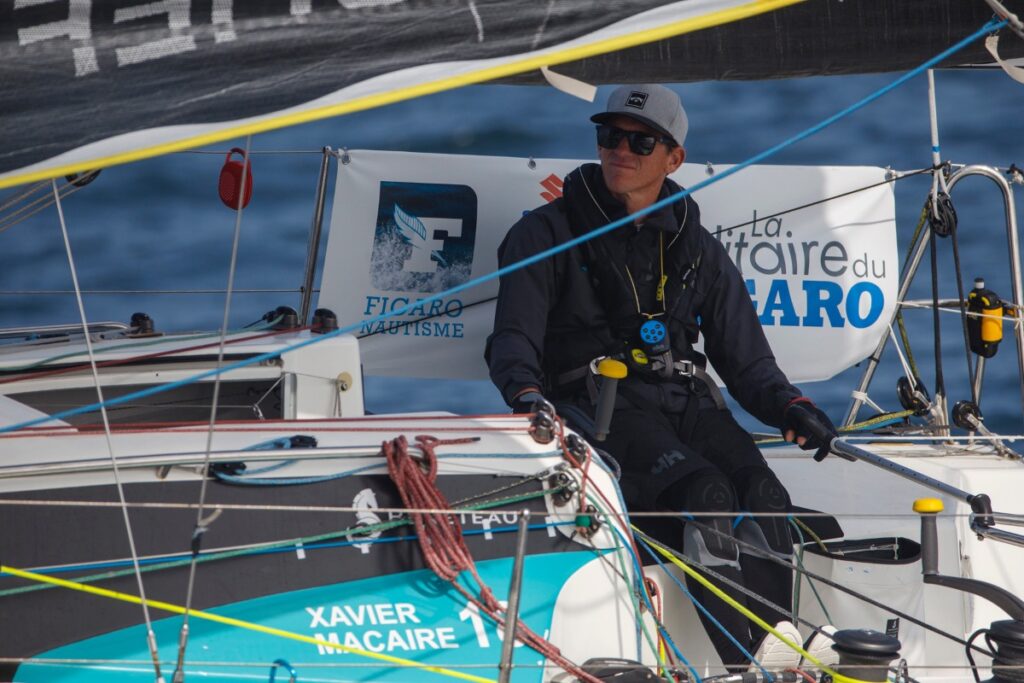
[{"x1": 640, "y1": 320, "x2": 666, "y2": 344}]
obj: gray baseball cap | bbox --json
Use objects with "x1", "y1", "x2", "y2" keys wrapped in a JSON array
[{"x1": 590, "y1": 84, "x2": 688, "y2": 147}]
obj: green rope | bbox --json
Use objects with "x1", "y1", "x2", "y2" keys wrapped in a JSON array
[
  {"x1": 894, "y1": 203, "x2": 931, "y2": 382},
  {"x1": 754, "y1": 408, "x2": 915, "y2": 445},
  {"x1": 0, "y1": 486, "x2": 560, "y2": 598},
  {"x1": 788, "y1": 519, "x2": 834, "y2": 625},
  {"x1": 584, "y1": 492, "x2": 670, "y2": 677}
]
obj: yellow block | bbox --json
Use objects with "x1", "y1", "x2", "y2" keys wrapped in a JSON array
[{"x1": 913, "y1": 497, "x2": 944, "y2": 513}]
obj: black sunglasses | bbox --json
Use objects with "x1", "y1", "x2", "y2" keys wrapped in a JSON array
[{"x1": 596, "y1": 124, "x2": 674, "y2": 156}]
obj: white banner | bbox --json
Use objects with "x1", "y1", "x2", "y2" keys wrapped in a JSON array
[{"x1": 319, "y1": 150, "x2": 897, "y2": 384}]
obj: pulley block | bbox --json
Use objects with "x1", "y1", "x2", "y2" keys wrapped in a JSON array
[
  {"x1": 128, "y1": 311, "x2": 159, "y2": 337},
  {"x1": 927, "y1": 191, "x2": 958, "y2": 238},
  {"x1": 263, "y1": 305, "x2": 299, "y2": 330},
  {"x1": 529, "y1": 399, "x2": 557, "y2": 444},
  {"x1": 65, "y1": 169, "x2": 101, "y2": 188},
  {"x1": 897, "y1": 376, "x2": 931, "y2": 416},
  {"x1": 311, "y1": 308, "x2": 338, "y2": 334},
  {"x1": 952, "y1": 400, "x2": 983, "y2": 431}
]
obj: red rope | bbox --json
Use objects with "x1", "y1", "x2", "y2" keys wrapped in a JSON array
[{"x1": 383, "y1": 434, "x2": 602, "y2": 683}]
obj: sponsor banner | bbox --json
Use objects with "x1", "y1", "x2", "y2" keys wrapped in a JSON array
[{"x1": 319, "y1": 150, "x2": 897, "y2": 384}]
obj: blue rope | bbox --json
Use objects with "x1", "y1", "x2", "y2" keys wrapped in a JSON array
[
  {"x1": 212, "y1": 447, "x2": 564, "y2": 486},
  {"x1": 604, "y1": 522, "x2": 703, "y2": 683},
  {"x1": 634, "y1": 535, "x2": 772, "y2": 681},
  {"x1": 0, "y1": 17, "x2": 1005, "y2": 436},
  {"x1": 213, "y1": 461, "x2": 382, "y2": 485},
  {"x1": 6, "y1": 521, "x2": 575, "y2": 577}
]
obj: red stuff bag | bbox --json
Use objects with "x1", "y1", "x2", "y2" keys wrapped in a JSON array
[{"x1": 218, "y1": 148, "x2": 253, "y2": 209}]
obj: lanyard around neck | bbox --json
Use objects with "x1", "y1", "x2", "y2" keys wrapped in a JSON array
[{"x1": 623, "y1": 231, "x2": 669, "y2": 320}]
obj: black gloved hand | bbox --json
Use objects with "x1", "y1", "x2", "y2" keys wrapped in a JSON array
[
  {"x1": 511, "y1": 390, "x2": 545, "y2": 415},
  {"x1": 782, "y1": 397, "x2": 838, "y2": 461}
]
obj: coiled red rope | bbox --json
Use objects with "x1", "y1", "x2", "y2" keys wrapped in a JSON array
[{"x1": 383, "y1": 434, "x2": 602, "y2": 682}]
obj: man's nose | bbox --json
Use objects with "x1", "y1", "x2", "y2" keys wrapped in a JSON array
[{"x1": 612, "y1": 136, "x2": 634, "y2": 154}]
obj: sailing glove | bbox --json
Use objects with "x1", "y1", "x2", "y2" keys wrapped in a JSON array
[
  {"x1": 511, "y1": 389, "x2": 546, "y2": 415},
  {"x1": 782, "y1": 397, "x2": 838, "y2": 461}
]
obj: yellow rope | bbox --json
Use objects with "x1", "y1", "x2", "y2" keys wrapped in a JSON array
[
  {"x1": 793, "y1": 516, "x2": 829, "y2": 553},
  {"x1": 755, "y1": 409, "x2": 916, "y2": 445},
  {"x1": 0, "y1": 0, "x2": 807, "y2": 190},
  {"x1": 1, "y1": 564, "x2": 495, "y2": 683},
  {"x1": 634, "y1": 533, "x2": 875, "y2": 683}
]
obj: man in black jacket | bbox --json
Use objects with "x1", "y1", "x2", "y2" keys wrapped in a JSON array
[{"x1": 485, "y1": 84, "x2": 838, "y2": 670}]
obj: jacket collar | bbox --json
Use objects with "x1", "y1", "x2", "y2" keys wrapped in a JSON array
[{"x1": 571, "y1": 162, "x2": 686, "y2": 236}]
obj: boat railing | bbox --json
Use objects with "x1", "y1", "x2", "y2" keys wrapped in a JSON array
[
  {"x1": 0, "y1": 320, "x2": 129, "y2": 343},
  {"x1": 844, "y1": 163, "x2": 1024, "y2": 432}
]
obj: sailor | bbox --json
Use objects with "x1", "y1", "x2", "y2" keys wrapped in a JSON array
[{"x1": 485, "y1": 84, "x2": 839, "y2": 671}]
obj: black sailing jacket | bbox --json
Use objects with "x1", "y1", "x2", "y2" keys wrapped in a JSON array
[{"x1": 485, "y1": 163, "x2": 801, "y2": 428}]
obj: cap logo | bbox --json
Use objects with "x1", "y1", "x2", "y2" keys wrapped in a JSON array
[{"x1": 625, "y1": 91, "x2": 648, "y2": 109}]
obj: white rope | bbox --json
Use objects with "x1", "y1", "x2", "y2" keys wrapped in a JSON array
[
  {"x1": 172, "y1": 135, "x2": 253, "y2": 682},
  {"x1": 0, "y1": 497, "x2": 1013, "y2": 518},
  {"x1": 887, "y1": 323, "x2": 917, "y2": 380},
  {"x1": 901, "y1": 300, "x2": 1019, "y2": 322},
  {"x1": 50, "y1": 180, "x2": 166, "y2": 683},
  {"x1": 849, "y1": 389, "x2": 885, "y2": 415},
  {"x1": 927, "y1": 70, "x2": 949, "y2": 197}
]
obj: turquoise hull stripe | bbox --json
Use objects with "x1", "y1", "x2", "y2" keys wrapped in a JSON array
[{"x1": 18, "y1": 551, "x2": 600, "y2": 682}]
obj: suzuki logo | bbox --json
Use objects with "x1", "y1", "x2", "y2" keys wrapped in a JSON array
[{"x1": 540, "y1": 174, "x2": 563, "y2": 203}]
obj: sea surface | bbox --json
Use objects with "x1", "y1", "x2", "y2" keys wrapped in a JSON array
[{"x1": 3, "y1": 70, "x2": 1024, "y2": 436}]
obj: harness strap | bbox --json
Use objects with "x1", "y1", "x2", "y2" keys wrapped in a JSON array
[{"x1": 553, "y1": 357, "x2": 726, "y2": 410}]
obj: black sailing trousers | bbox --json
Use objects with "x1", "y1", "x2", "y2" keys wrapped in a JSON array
[{"x1": 600, "y1": 396, "x2": 795, "y2": 668}]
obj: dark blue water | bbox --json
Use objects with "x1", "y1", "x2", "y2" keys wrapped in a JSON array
[{"x1": 3, "y1": 71, "x2": 1024, "y2": 434}]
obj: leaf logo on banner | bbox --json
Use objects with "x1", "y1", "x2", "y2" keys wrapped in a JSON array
[
  {"x1": 393, "y1": 203, "x2": 426, "y2": 244},
  {"x1": 393, "y1": 203, "x2": 447, "y2": 266}
]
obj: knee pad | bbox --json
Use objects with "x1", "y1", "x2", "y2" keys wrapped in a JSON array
[
  {"x1": 679, "y1": 471, "x2": 739, "y2": 566},
  {"x1": 735, "y1": 468, "x2": 793, "y2": 556},
  {"x1": 686, "y1": 471, "x2": 737, "y2": 513}
]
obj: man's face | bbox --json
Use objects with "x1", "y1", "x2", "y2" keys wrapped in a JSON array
[{"x1": 597, "y1": 115, "x2": 685, "y2": 202}]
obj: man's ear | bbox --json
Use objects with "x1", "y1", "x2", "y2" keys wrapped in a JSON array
[{"x1": 666, "y1": 146, "x2": 686, "y2": 173}]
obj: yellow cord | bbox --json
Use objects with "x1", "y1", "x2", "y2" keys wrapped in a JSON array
[
  {"x1": 634, "y1": 532, "x2": 875, "y2": 683},
  {"x1": 793, "y1": 516, "x2": 829, "y2": 553},
  {"x1": 1, "y1": 564, "x2": 495, "y2": 683}
]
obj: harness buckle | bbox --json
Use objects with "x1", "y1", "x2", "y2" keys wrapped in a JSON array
[
  {"x1": 587, "y1": 355, "x2": 610, "y2": 376},
  {"x1": 673, "y1": 359, "x2": 694, "y2": 377}
]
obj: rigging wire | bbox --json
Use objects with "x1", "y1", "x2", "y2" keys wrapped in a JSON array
[
  {"x1": 0, "y1": 288, "x2": 307, "y2": 296},
  {"x1": 0, "y1": 564, "x2": 497, "y2": 683},
  {"x1": 50, "y1": 179, "x2": 166, "y2": 683},
  {"x1": 708, "y1": 166, "x2": 934, "y2": 239},
  {"x1": 171, "y1": 135, "x2": 252, "y2": 683},
  {"x1": 1, "y1": 484, "x2": 565, "y2": 599},
  {"x1": 0, "y1": 178, "x2": 87, "y2": 236},
  {"x1": 671, "y1": 520, "x2": 996, "y2": 658},
  {"x1": 1, "y1": 17, "x2": 1009, "y2": 437},
  {"x1": 0, "y1": 322, "x2": 289, "y2": 384}
]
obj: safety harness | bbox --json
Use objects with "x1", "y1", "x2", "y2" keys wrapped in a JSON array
[{"x1": 550, "y1": 165, "x2": 726, "y2": 424}]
